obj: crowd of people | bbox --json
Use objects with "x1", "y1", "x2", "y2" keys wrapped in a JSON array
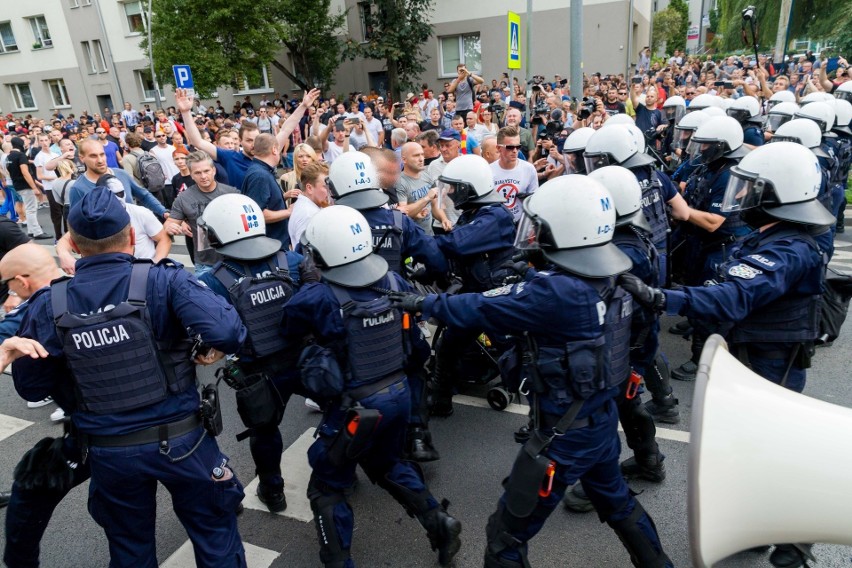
[{"x1": 0, "y1": 47, "x2": 849, "y2": 568}]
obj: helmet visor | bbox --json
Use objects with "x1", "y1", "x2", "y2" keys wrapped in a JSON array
[
  {"x1": 195, "y1": 219, "x2": 215, "y2": 252},
  {"x1": 687, "y1": 139, "x2": 727, "y2": 164},
  {"x1": 837, "y1": 90, "x2": 852, "y2": 104},
  {"x1": 721, "y1": 166, "x2": 775, "y2": 213},
  {"x1": 438, "y1": 175, "x2": 473, "y2": 208},
  {"x1": 583, "y1": 153, "x2": 612, "y2": 174},
  {"x1": 513, "y1": 211, "x2": 543, "y2": 250},
  {"x1": 672, "y1": 127, "x2": 695, "y2": 150},
  {"x1": 665, "y1": 105, "x2": 685, "y2": 123},
  {"x1": 726, "y1": 108, "x2": 750, "y2": 123},
  {"x1": 564, "y1": 150, "x2": 586, "y2": 174},
  {"x1": 765, "y1": 113, "x2": 792, "y2": 133},
  {"x1": 770, "y1": 134, "x2": 803, "y2": 145}
]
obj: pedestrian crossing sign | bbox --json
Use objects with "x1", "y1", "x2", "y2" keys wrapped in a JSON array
[{"x1": 508, "y1": 12, "x2": 521, "y2": 69}]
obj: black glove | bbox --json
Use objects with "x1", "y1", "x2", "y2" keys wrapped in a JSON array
[
  {"x1": 299, "y1": 253, "x2": 322, "y2": 284},
  {"x1": 389, "y1": 291, "x2": 426, "y2": 313},
  {"x1": 502, "y1": 260, "x2": 531, "y2": 281},
  {"x1": 618, "y1": 273, "x2": 666, "y2": 313}
]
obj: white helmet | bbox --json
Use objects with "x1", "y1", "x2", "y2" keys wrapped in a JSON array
[
  {"x1": 765, "y1": 101, "x2": 799, "y2": 133},
  {"x1": 771, "y1": 119, "x2": 830, "y2": 158},
  {"x1": 719, "y1": 98, "x2": 734, "y2": 111},
  {"x1": 620, "y1": 123, "x2": 647, "y2": 153},
  {"x1": 302, "y1": 205, "x2": 388, "y2": 287},
  {"x1": 836, "y1": 80, "x2": 852, "y2": 104},
  {"x1": 197, "y1": 194, "x2": 282, "y2": 261},
  {"x1": 689, "y1": 94, "x2": 721, "y2": 112},
  {"x1": 794, "y1": 101, "x2": 836, "y2": 134},
  {"x1": 584, "y1": 125, "x2": 655, "y2": 172},
  {"x1": 604, "y1": 114, "x2": 635, "y2": 126},
  {"x1": 800, "y1": 92, "x2": 834, "y2": 105},
  {"x1": 722, "y1": 142, "x2": 834, "y2": 226},
  {"x1": 663, "y1": 95, "x2": 686, "y2": 123},
  {"x1": 673, "y1": 110, "x2": 710, "y2": 151},
  {"x1": 563, "y1": 127, "x2": 595, "y2": 174},
  {"x1": 588, "y1": 165, "x2": 650, "y2": 231},
  {"x1": 438, "y1": 154, "x2": 501, "y2": 209},
  {"x1": 768, "y1": 90, "x2": 796, "y2": 110},
  {"x1": 514, "y1": 175, "x2": 631, "y2": 277},
  {"x1": 701, "y1": 106, "x2": 726, "y2": 118},
  {"x1": 687, "y1": 116, "x2": 748, "y2": 164},
  {"x1": 327, "y1": 151, "x2": 387, "y2": 210},
  {"x1": 727, "y1": 96, "x2": 761, "y2": 123},
  {"x1": 828, "y1": 98, "x2": 852, "y2": 135}
]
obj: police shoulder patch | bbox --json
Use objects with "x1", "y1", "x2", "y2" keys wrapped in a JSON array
[
  {"x1": 483, "y1": 285, "x2": 513, "y2": 297},
  {"x1": 728, "y1": 263, "x2": 762, "y2": 279}
]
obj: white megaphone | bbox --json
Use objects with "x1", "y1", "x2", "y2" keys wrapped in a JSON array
[{"x1": 688, "y1": 334, "x2": 852, "y2": 567}]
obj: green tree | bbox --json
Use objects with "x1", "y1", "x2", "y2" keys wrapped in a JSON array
[
  {"x1": 143, "y1": 0, "x2": 346, "y2": 98},
  {"x1": 342, "y1": 0, "x2": 434, "y2": 100},
  {"x1": 668, "y1": 0, "x2": 690, "y2": 53},
  {"x1": 651, "y1": 8, "x2": 686, "y2": 55}
]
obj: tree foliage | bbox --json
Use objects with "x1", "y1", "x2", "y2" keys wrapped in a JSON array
[
  {"x1": 341, "y1": 0, "x2": 434, "y2": 100},
  {"x1": 668, "y1": 0, "x2": 690, "y2": 53},
  {"x1": 652, "y1": 8, "x2": 686, "y2": 55},
  {"x1": 143, "y1": 0, "x2": 346, "y2": 98}
]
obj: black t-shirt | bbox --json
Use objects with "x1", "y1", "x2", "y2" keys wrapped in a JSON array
[
  {"x1": 604, "y1": 101, "x2": 626, "y2": 114},
  {"x1": 6, "y1": 150, "x2": 31, "y2": 189},
  {"x1": 140, "y1": 139, "x2": 157, "y2": 152},
  {"x1": 171, "y1": 172, "x2": 194, "y2": 195}
]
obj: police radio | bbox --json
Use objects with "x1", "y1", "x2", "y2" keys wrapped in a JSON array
[{"x1": 200, "y1": 382, "x2": 223, "y2": 437}]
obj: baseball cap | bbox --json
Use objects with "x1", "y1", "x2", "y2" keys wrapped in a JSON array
[
  {"x1": 438, "y1": 129, "x2": 461, "y2": 142},
  {"x1": 68, "y1": 186, "x2": 131, "y2": 240}
]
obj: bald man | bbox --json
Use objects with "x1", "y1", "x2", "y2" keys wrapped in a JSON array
[
  {"x1": 397, "y1": 142, "x2": 451, "y2": 234},
  {"x1": 480, "y1": 135, "x2": 499, "y2": 164},
  {"x1": 0, "y1": 243, "x2": 64, "y2": 341}
]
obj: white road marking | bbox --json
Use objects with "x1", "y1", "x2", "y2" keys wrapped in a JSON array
[
  {"x1": 160, "y1": 540, "x2": 280, "y2": 568},
  {"x1": 453, "y1": 394, "x2": 691, "y2": 443},
  {"x1": 0, "y1": 413, "x2": 34, "y2": 443},
  {"x1": 241, "y1": 427, "x2": 315, "y2": 522}
]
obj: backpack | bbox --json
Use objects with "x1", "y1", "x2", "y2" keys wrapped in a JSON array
[{"x1": 135, "y1": 150, "x2": 166, "y2": 194}]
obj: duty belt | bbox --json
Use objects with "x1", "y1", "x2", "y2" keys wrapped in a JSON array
[
  {"x1": 342, "y1": 370, "x2": 405, "y2": 408},
  {"x1": 539, "y1": 402, "x2": 609, "y2": 432},
  {"x1": 84, "y1": 413, "x2": 202, "y2": 448}
]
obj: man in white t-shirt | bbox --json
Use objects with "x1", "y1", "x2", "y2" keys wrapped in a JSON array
[
  {"x1": 362, "y1": 106, "x2": 384, "y2": 147},
  {"x1": 320, "y1": 121, "x2": 351, "y2": 165},
  {"x1": 287, "y1": 161, "x2": 330, "y2": 246},
  {"x1": 490, "y1": 126, "x2": 538, "y2": 221},
  {"x1": 33, "y1": 133, "x2": 62, "y2": 237},
  {"x1": 148, "y1": 131, "x2": 180, "y2": 207}
]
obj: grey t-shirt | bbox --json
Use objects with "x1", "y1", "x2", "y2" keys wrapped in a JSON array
[
  {"x1": 396, "y1": 172, "x2": 435, "y2": 235},
  {"x1": 169, "y1": 182, "x2": 237, "y2": 266},
  {"x1": 455, "y1": 76, "x2": 475, "y2": 111}
]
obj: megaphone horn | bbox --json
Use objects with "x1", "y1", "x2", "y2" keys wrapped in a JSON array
[{"x1": 688, "y1": 334, "x2": 852, "y2": 567}]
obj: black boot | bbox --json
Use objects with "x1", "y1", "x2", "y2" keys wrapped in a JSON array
[
  {"x1": 484, "y1": 549, "x2": 529, "y2": 568},
  {"x1": 563, "y1": 482, "x2": 595, "y2": 513},
  {"x1": 667, "y1": 320, "x2": 693, "y2": 337},
  {"x1": 419, "y1": 500, "x2": 462, "y2": 566},
  {"x1": 769, "y1": 544, "x2": 814, "y2": 568},
  {"x1": 407, "y1": 426, "x2": 440, "y2": 462},
  {"x1": 671, "y1": 359, "x2": 698, "y2": 381},
  {"x1": 644, "y1": 395, "x2": 680, "y2": 424},
  {"x1": 621, "y1": 453, "x2": 666, "y2": 483}
]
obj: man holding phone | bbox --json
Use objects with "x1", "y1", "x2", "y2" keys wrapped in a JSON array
[{"x1": 447, "y1": 63, "x2": 484, "y2": 121}]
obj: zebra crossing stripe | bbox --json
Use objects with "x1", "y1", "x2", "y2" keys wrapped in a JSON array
[
  {"x1": 0, "y1": 413, "x2": 33, "y2": 443},
  {"x1": 160, "y1": 540, "x2": 280, "y2": 568}
]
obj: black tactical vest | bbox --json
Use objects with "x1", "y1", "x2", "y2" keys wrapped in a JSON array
[
  {"x1": 371, "y1": 209, "x2": 405, "y2": 273},
  {"x1": 636, "y1": 169, "x2": 670, "y2": 249}
]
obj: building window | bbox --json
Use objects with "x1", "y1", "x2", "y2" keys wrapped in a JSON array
[
  {"x1": 439, "y1": 33, "x2": 481, "y2": 77},
  {"x1": 123, "y1": 1, "x2": 146, "y2": 34},
  {"x1": 136, "y1": 69, "x2": 163, "y2": 101},
  {"x1": 69, "y1": 0, "x2": 79, "y2": 7},
  {"x1": 92, "y1": 39, "x2": 108, "y2": 72},
  {"x1": 81, "y1": 0, "x2": 92, "y2": 5},
  {"x1": 358, "y1": 2, "x2": 375, "y2": 41},
  {"x1": 0, "y1": 22, "x2": 18, "y2": 53},
  {"x1": 27, "y1": 15, "x2": 52, "y2": 49},
  {"x1": 46, "y1": 79, "x2": 70, "y2": 107},
  {"x1": 81, "y1": 41, "x2": 96, "y2": 73},
  {"x1": 236, "y1": 66, "x2": 271, "y2": 94},
  {"x1": 9, "y1": 83, "x2": 36, "y2": 111}
]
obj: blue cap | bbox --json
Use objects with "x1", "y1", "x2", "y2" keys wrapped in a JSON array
[
  {"x1": 68, "y1": 186, "x2": 131, "y2": 240},
  {"x1": 438, "y1": 129, "x2": 461, "y2": 142}
]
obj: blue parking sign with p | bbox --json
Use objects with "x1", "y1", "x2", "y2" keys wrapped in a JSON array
[{"x1": 173, "y1": 65, "x2": 195, "y2": 97}]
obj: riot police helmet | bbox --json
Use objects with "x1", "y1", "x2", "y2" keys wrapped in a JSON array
[
  {"x1": 771, "y1": 119, "x2": 830, "y2": 158},
  {"x1": 438, "y1": 154, "x2": 502, "y2": 209},
  {"x1": 588, "y1": 165, "x2": 652, "y2": 232},
  {"x1": 562, "y1": 127, "x2": 595, "y2": 174},
  {"x1": 726, "y1": 96, "x2": 762, "y2": 124},
  {"x1": 673, "y1": 110, "x2": 710, "y2": 151},
  {"x1": 836, "y1": 80, "x2": 852, "y2": 104},
  {"x1": 301, "y1": 205, "x2": 388, "y2": 287},
  {"x1": 829, "y1": 99, "x2": 852, "y2": 135},
  {"x1": 765, "y1": 101, "x2": 799, "y2": 133},
  {"x1": 687, "y1": 116, "x2": 749, "y2": 164},
  {"x1": 701, "y1": 106, "x2": 726, "y2": 118},
  {"x1": 197, "y1": 194, "x2": 282, "y2": 261},
  {"x1": 794, "y1": 101, "x2": 836, "y2": 135},
  {"x1": 327, "y1": 151, "x2": 388, "y2": 210},
  {"x1": 603, "y1": 113, "x2": 635, "y2": 126},
  {"x1": 722, "y1": 142, "x2": 834, "y2": 226},
  {"x1": 688, "y1": 93, "x2": 722, "y2": 112},
  {"x1": 799, "y1": 92, "x2": 834, "y2": 105},
  {"x1": 663, "y1": 95, "x2": 686, "y2": 123},
  {"x1": 514, "y1": 175, "x2": 631, "y2": 278},
  {"x1": 584, "y1": 125, "x2": 655, "y2": 172},
  {"x1": 767, "y1": 90, "x2": 796, "y2": 111}
]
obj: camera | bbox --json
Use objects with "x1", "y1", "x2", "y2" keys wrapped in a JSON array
[
  {"x1": 741, "y1": 5, "x2": 755, "y2": 20},
  {"x1": 577, "y1": 97, "x2": 597, "y2": 120}
]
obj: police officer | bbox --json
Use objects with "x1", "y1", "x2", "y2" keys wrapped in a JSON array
[
  {"x1": 795, "y1": 102, "x2": 843, "y2": 235},
  {"x1": 392, "y1": 175, "x2": 672, "y2": 568},
  {"x1": 280, "y1": 205, "x2": 461, "y2": 568},
  {"x1": 196, "y1": 193, "x2": 304, "y2": 512},
  {"x1": 726, "y1": 96, "x2": 765, "y2": 147},
  {"x1": 12, "y1": 186, "x2": 248, "y2": 567},
  {"x1": 669, "y1": 110, "x2": 710, "y2": 184},
  {"x1": 561, "y1": 127, "x2": 595, "y2": 175},
  {"x1": 669, "y1": 116, "x2": 751, "y2": 381},
  {"x1": 660, "y1": 95, "x2": 686, "y2": 163},
  {"x1": 327, "y1": 151, "x2": 447, "y2": 461},
  {"x1": 620, "y1": 142, "x2": 833, "y2": 568},
  {"x1": 429, "y1": 154, "x2": 516, "y2": 417},
  {"x1": 583, "y1": 124, "x2": 691, "y2": 286},
  {"x1": 828, "y1": 99, "x2": 852, "y2": 233}
]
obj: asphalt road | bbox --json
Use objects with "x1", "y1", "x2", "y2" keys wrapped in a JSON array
[{"x1": 0, "y1": 207, "x2": 851, "y2": 567}]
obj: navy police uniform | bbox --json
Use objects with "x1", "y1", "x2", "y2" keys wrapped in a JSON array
[
  {"x1": 743, "y1": 124, "x2": 765, "y2": 147},
  {"x1": 200, "y1": 250, "x2": 303, "y2": 507},
  {"x1": 665, "y1": 223, "x2": 825, "y2": 393},
  {"x1": 632, "y1": 166, "x2": 678, "y2": 285},
  {"x1": 12, "y1": 188, "x2": 248, "y2": 568},
  {"x1": 282, "y1": 273, "x2": 458, "y2": 567},
  {"x1": 421, "y1": 269, "x2": 672, "y2": 567},
  {"x1": 363, "y1": 207, "x2": 447, "y2": 275}
]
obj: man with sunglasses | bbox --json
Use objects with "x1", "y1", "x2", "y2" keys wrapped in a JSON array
[
  {"x1": 604, "y1": 88, "x2": 627, "y2": 115},
  {"x1": 491, "y1": 126, "x2": 539, "y2": 222}
]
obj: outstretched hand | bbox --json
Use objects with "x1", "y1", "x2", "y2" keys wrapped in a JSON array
[
  {"x1": 618, "y1": 273, "x2": 666, "y2": 312},
  {"x1": 0, "y1": 337, "x2": 49, "y2": 370},
  {"x1": 389, "y1": 291, "x2": 425, "y2": 314}
]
